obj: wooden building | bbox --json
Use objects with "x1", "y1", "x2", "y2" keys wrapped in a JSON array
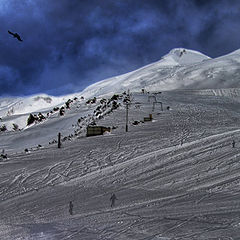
[{"x1": 86, "y1": 126, "x2": 111, "y2": 137}]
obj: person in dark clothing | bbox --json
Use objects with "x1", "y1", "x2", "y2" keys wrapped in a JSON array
[
  {"x1": 110, "y1": 193, "x2": 118, "y2": 207},
  {"x1": 69, "y1": 201, "x2": 73, "y2": 215},
  {"x1": 232, "y1": 140, "x2": 236, "y2": 148}
]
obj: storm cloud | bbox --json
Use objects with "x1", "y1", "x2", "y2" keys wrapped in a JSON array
[{"x1": 0, "y1": 0, "x2": 240, "y2": 96}]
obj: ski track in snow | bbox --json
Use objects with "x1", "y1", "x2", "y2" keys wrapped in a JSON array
[{"x1": 1, "y1": 90, "x2": 240, "y2": 239}]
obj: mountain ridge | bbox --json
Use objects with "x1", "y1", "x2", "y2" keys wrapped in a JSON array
[
  {"x1": 80, "y1": 47, "x2": 240, "y2": 98},
  {"x1": 1, "y1": 47, "x2": 240, "y2": 130}
]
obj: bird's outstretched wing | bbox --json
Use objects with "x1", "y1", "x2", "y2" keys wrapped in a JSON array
[
  {"x1": 15, "y1": 34, "x2": 23, "y2": 41},
  {"x1": 8, "y1": 31, "x2": 23, "y2": 41},
  {"x1": 17, "y1": 37, "x2": 23, "y2": 41},
  {"x1": 8, "y1": 30, "x2": 14, "y2": 36}
]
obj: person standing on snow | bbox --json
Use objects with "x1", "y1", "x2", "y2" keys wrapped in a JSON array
[
  {"x1": 69, "y1": 201, "x2": 73, "y2": 215},
  {"x1": 232, "y1": 140, "x2": 236, "y2": 148},
  {"x1": 110, "y1": 193, "x2": 118, "y2": 207}
]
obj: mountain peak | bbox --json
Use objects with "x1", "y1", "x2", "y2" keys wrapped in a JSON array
[{"x1": 160, "y1": 48, "x2": 211, "y2": 66}]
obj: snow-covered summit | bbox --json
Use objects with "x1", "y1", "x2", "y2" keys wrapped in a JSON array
[
  {"x1": 80, "y1": 48, "x2": 213, "y2": 98},
  {"x1": 80, "y1": 47, "x2": 240, "y2": 98},
  {"x1": 159, "y1": 48, "x2": 211, "y2": 66}
]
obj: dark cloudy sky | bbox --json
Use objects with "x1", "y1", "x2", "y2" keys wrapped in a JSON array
[{"x1": 0, "y1": 0, "x2": 240, "y2": 96}]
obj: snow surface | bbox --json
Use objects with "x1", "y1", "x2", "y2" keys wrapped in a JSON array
[
  {"x1": 0, "y1": 93, "x2": 84, "y2": 131},
  {"x1": 80, "y1": 47, "x2": 240, "y2": 99},
  {"x1": 1, "y1": 47, "x2": 240, "y2": 132},
  {"x1": 1, "y1": 48, "x2": 240, "y2": 239},
  {"x1": 80, "y1": 48, "x2": 211, "y2": 98},
  {"x1": 1, "y1": 89, "x2": 240, "y2": 239}
]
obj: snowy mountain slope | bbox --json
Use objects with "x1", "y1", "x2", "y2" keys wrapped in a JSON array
[
  {"x1": 1, "y1": 47, "x2": 240, "y2": 142},
  {"x1": 1, "y1": 90, "x2": 240, "y2": 239},
  {"x1": 0, "y1": 93, "x2": 86, "y2": 131},
  {"x1": 0, "y1": 47, "x2": 239, "y2": 128},
  {"x1": 0, "y1": 92, "x2": 127, "y2": 152},
  {"x1": 0, "y1": 93, "x2": 78, "y2": 117},
  {"x1": 80, "y1": 47, "x2": 240, "y2": 98},
  {"x1": 81, "y1": 48, "x2": 211, "y2": 98},
  {"x1": 2, "y1": 47, "x2": 240, "y2": 239}
]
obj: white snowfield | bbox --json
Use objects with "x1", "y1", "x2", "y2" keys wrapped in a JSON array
[
  {"x1": 1, "y1": 48, "x2": 240, "y2": 239},
  {"x1": 0, "y1": 93, "x2": 79, "y2": 131},
  {"x1": 1, "y1": 89, "x2": 240, "y2": 239},
  {"x1": 80, "y1": 47, "x2": 240, "y2": 99},
  {"x1": 0, "y1": 47, "x2": 239, "y2": 132},
  {"x1": 81, "y1": 48, "x2": 212, "y2": 98}
]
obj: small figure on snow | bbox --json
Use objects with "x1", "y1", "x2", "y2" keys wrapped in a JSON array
[
  {"x1": 1, "y1": 149, "x2": 7, "y2": 159},
  {"x1": 69, "y1": 201, "x2": 73, "y2": 215},
  {"x1": 232, "y1": 140, "x2": 236, "y2": 148},
  {"x1": 110, "y1": 193, "x2": 118, "y2": 207}
]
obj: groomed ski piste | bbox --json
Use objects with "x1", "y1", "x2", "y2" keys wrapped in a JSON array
[{"x1": 1, "y1": 48, "x2": 240, "y2": 239}]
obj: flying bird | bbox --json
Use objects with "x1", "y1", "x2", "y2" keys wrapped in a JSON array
[{"x1": 8, "y1": 30, "x2": 23, "y2": 42}]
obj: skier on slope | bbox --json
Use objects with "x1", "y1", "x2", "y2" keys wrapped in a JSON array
[
  {"x1": 69, "y1": 201, "x2": 73, "y2": 215},
  {"x1": 110, "y1": 193, "x2": 118, "y2": 207},
  {"x1": 232, "y1": 140, "x2": 236, "y2": 148}
]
